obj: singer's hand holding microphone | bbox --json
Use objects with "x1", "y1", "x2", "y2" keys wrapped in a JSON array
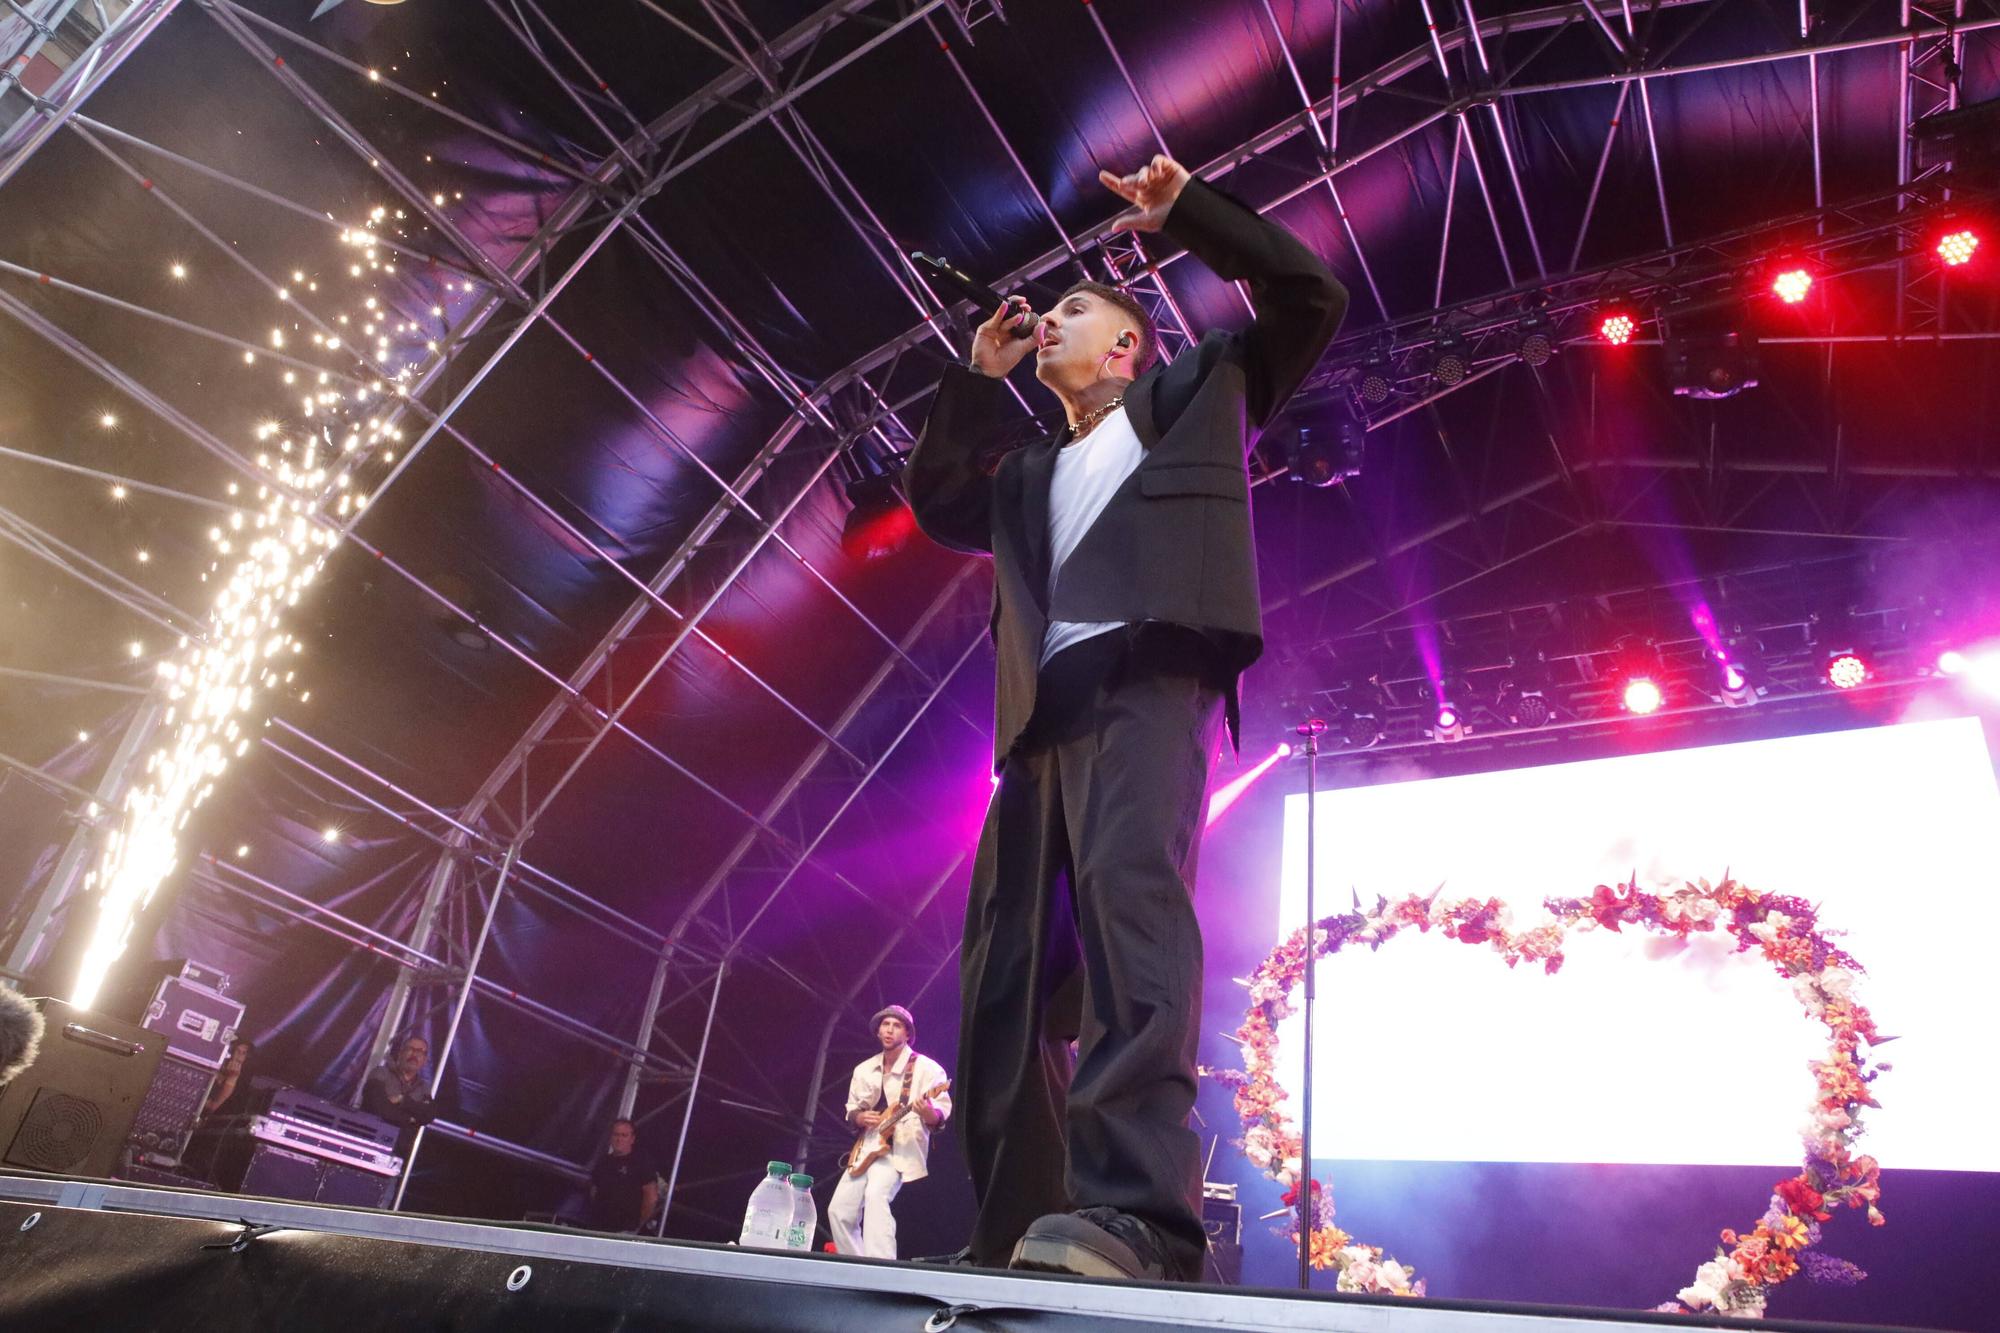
[{"x1": 969, "y1": 296, "x2": 1040, "y2": 378}]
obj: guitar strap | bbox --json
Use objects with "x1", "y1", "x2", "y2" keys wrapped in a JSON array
[{"x1": 887, "y1": 1047, "x2": 915, "y2": 1111}]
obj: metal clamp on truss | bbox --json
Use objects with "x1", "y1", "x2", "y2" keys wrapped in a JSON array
[{"x1": 942, "y1": 0, "x2": 1007, "y2": 44}]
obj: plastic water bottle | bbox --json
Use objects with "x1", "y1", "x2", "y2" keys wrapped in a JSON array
[
  {"x1": 738, "y1": 1160, "x2": 793, "y2": 1248},
  {"x1": 784, "y1": 1173, "x2": 817, "y2": 1250}
]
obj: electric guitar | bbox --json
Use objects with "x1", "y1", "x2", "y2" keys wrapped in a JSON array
[{"x1": 842, "y1": 1080, "x2": 949, "y2": 1178}]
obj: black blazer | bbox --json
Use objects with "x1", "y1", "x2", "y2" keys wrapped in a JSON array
[{"x1": 905, "y1": 179, "x2": 1348, "y2": 768}]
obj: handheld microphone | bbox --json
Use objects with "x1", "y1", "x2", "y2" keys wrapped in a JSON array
[{"x1": 909, "y1": 251, "x2": 1036, "y2": 340}]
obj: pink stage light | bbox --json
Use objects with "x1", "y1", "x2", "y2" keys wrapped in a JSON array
[
  {"x1": 1936, "y1": 646, "x2": 2000, "y2": 700},
  {"x1": 1970, "y1": 654, "x2": 2000, "y2": 700},
  {"x1": 1772, "y1": 267, "x2": 1813, "y2": 304},
  {"x1": 1599, "y1": 311, "x2": 1638, "y2": 345},
  {"x1": 1937, "y1": 228, "x2": 1980, "y2": 268},
  {"x1": 1206, "y1": 742, "x2": 1289, "y2": 828},
  {"x1": 1622, "y1": 676, "x2": 1664, "y2": 715},
  {"x1": 1826, "y1": 651, "x2": 1869, "y2": 690}
]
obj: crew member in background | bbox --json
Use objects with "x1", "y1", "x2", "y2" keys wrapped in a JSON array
[
  {"x1": 202, "y1": 1037, "x2": 254, "y2": 1120},
  {"x1": 583, "y1": 1117, "x2": 660, "y2": 1234},
  {"x1": 828, "y1": 1006, "x2": 950, "y2": 1259},
  {"x1": 362, "y1": 1033, "x2": 437, "y2": 1147}
]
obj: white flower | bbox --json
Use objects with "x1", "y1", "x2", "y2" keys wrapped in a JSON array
[
  {"x1": 1376, "y1": 1259, "x2": 1415, "y2": 1295},
  {"x1": 1747, "y1": 911, "x2": 1793, "y2": 945},
  {"x1": 1819, "y1": 968, "x2": 1855, "y2": 1001},
  {"x1": 1678, "y1": 1259, "x2": 1734, "y2": 1310},
  {"x1": 1337, "y1": 1256, "x2": 1380, "y2": 1292}
]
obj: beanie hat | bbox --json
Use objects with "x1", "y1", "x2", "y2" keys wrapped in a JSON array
[{"x1": 869, "y1": 1005, "x2": 915, "y2": 1041}]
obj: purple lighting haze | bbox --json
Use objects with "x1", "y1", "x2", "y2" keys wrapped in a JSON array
[{"x1": 1206, "y1": 742, "x2": 1290, "y2": 829}]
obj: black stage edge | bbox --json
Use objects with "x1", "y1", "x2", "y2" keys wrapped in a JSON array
[{"x1": 0, "y1": 1174, "x2": 1958, "y2": 1333}]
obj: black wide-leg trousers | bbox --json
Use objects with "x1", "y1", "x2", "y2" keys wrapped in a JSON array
[{"x1": 956, "y1": 624, "x2": 1225, "y2": 1281}]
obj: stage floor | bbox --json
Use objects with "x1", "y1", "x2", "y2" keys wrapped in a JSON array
[{"x1": 0, "y1": 1172, "x2": 1935, "y2": 1333}]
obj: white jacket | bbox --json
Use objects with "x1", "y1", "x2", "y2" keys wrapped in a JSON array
[{"x1": 843, "y1": 1048, "x2": 951, "y2": 1182}]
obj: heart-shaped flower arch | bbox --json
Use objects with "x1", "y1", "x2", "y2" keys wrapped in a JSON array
[{"x1": 1206, "y1": 878, "x2": 1887, "y2": 1317}]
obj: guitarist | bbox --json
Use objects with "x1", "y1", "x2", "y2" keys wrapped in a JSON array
[{"x1": 828, "y1": 1005, "x2": 951, "y2": 1259}]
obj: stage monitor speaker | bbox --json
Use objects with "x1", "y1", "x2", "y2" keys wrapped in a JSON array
[
  {"x1": 0, "y1": 999, "x2": 162, "y2": 1178},
  {"x1": 317, "y1": 1159, "x2": 395, "y2": 1210},
  {"x1": 236, "y1": 1141, "x2": 323, "y2": 1202}
]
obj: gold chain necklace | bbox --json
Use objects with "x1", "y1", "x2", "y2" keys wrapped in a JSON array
[{"x1": 1068, "y1": 394, "x2": 1124, "y2": 441}]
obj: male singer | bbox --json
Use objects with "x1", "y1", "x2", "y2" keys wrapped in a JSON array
[{"x1": 904, "y1": 156, "x2": 1346, "y2": 1281}]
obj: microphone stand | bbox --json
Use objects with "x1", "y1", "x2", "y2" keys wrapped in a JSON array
[{"x1": 1293, "y1": 717, "x2": 1327, "y2": 1292}]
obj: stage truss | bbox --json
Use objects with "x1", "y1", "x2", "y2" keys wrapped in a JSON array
[{"x1": 0, "y1": 0, "x2": 1996, "y2": 1228}]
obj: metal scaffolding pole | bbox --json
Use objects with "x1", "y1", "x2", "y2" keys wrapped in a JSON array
[
  {"x1": 356, "y1": 843, "x2": 462, "y2": 1088},
  {"x1": 621, "y1": 564, "x2": 982, "y2": 1116},
  {"x1": 1255, "y1": 0, "x2": 1389, "y2": 315},
  {"x1": 1459, "y1": 0, "x2": 1549, "y2": 276},
  {"x1": 0, "y1": 0, "x2": 179, "y2": 189},
  {"x1": 391, "y1": 841, "x2": 521, "y2": 1209},
  {"x1": 658, "y1": 960, "x2": 726, "y2": 1233},
  {"x1": 0, "y1": 693, "x2": 161, "y2": 980},
  {"x1": 783, "y1": 1, "x2": 1717, "y2": 459},
  {"x1": 792, "y1": 850, "x2": 965, "y2": 1167}
]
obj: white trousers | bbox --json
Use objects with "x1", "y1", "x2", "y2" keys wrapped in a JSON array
[{"x1": 826, "y1": 1155, "x2": 904, "y2": 1259}]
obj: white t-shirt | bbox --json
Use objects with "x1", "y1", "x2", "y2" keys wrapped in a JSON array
[{"x1": 1041, "y1": 406, "x2": 1143, "y2": 666}]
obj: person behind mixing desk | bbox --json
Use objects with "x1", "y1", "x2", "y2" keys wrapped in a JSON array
[
  {"x1": 361, "y1": 1033, "x2": 437, "y2": 1144},
  {"x1": 201, "y1": 1038, "x2": 255, "y2": 1121}
]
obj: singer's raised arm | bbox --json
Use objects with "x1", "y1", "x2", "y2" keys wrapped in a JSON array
[{"x1": 1158, "y1": 178, "x2": 1349, "y2": 431}]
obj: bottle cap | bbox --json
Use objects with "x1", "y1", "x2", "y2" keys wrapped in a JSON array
[
  {"x1": 788, "y1": 1173, "x2": 813, "y2": 1187},
  {"x1": 767, "y1": 1160, "x2": 792, "y2": 1175}
]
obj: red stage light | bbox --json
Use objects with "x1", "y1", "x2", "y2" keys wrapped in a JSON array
[
  {"x1": 1826, "y1": 651, "x2": 1868, "y2": 690},
  {"x1": 1599, "y1": 311, "x2": 1638, "y2": 345},
  {"x1": 1772, "y1": 268, "x2": 1813, "y2": 304},
  {"x1": 1622, "y1": 676, "x2": 1664, "y2": 715},
  {"x1": 1937, "y1": 228, "x2": 1980, "y2": 268}
]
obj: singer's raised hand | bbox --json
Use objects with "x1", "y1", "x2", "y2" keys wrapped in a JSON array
[
  {"x1": 969, "y1": 295, "x2": 1039, "y2": 378},
  {"x1": 1100, "y1": 154, "x2": 1191, "y2": 233}
]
